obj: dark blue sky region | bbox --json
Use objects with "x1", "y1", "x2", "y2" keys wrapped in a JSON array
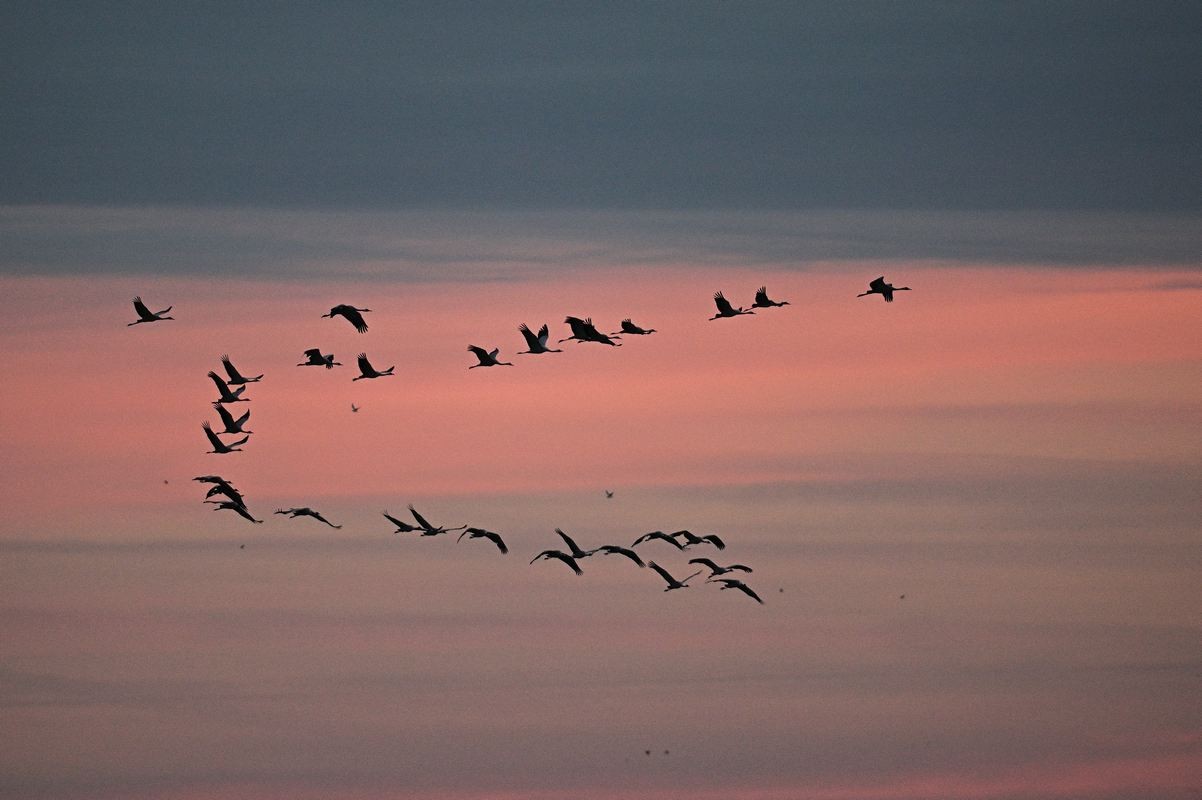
[{"x1": 3, "y1": 1, "x2": 1200, "y2": 210}]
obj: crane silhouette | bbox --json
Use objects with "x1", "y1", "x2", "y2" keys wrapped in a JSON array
[
  {"x1": 709, "y1": 291, "x2": 754, "y2": 320},
  {"x1": 751, "y1": 286, "x2": 789, "y2": 308},
  {"x1": 648, "y1": 562, "x2": 702, "y2": 591},
  {"x1": 298, "y1": 348, "x2": 340, "y2": 368},
  {"x1": 353, "y1": 353, "x2": 394, "y2": 380},
  {"x1": 689, "y1": 557, "x2": 752, "y2": 576},
  {"x1": 209, "y1": 500, "x2": 262, "y2": 523},
  {"x1": 208, "y1": 372, "x2": 247, "y2": 404},
  {"x1": 555, "y1": 528, "x2": 594, "y2": 561},
  {"x1": 517, "y1": 323, "x2": 563, "y2": 354},
  {"x1": 467, "y1": 345, "x2": 514, "y2": 368},
  {"x1": 274, "y1": 507, "x2": 341, "y2": 529},
  {"x1": 202, "y1": 422, "x2": 248, "y2": 454},
  {"x1": 559, "y1": 316, "x2": 621, "y2": 346},
  {"x1": 212, "y1": 403, "x2": 252, "y2": 435},
  {"x1": 408, "y1": 504, "x2": 465, "y2": 535},
  {"x1": 530, "y1": 549, "x2": 583, "y2": 575},
  {"x1": 631, "y1": 531, "x2": 686, "y2": 550},
  {"x1": 458, "y1": 527, "x2": 509, "y2": 553},
  {"x1": 382, "y1": 511, "x2": 424, "y2": 534},
  {"x1": 220, "y1": 355, "x2": 262, "y2": 384},
  {"x1": 710, "y1": 577, "x2": 764, "y2": 604},
  {"x1": 322, "y1": 304, "x2": 371, "y2": 333},
  {"x1": 857, "y1": 276, "x2": 911, "y2": 303},
  {"x1": 590, "y1": 544, "x2": 645, "y2": 567},
  {"x1": 611, "y1": 319, "x2": 657, "y2": 336},
  {"x1": 672, "y1": 530, "x2": 726, "y2": 550},
  {"x1": 127, "y1": 296, "x2": 173, "y2": 326}
]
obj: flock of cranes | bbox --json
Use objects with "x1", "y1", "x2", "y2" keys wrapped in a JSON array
[{"x1": 133, "y1": 276, "x2": 911, "y2": 607}]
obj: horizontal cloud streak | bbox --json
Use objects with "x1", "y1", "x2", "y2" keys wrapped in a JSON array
[{"x1": 3, "y1": 206, "x2": 1202, "y2": 279}]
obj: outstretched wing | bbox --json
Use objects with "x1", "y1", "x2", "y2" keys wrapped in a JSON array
[
  {"x1": 132, "y1": 296, "x2": 152, "y2": 319},
  {"x1": 467, "y1": 345, "x2": 490, "y2": 362},
  {"x1": 556, "y1": 528, "x2": 583, "y2": 555},
  {"x1": 518, "y1": 324, "x2": 540, "y2": 349},
  {"x1": 383, "y1": 511, "x2": 419, "y2": 532},
  {"x1": 408, "y1": 505, "x2": 435, "y2": 531},
  {"x1": 647, "y1": 561, "x2": 677, "y2": 586},
  {"x1": 207, "y1": 371, "x2": 230, "y2": 394},
  {"x1": 201, "y1": 422, "x2": 224, "y2": 449},
  {"x1": 732, "y1": 581, "x2": 764, "y2": 604},
  {"x1": 754, "y1": 287, "x2": 770, "y2": 305},
  {"x1": 343, "y1": 307, "x2": 369, "y2": 333},
  {"x1": 701, "y1": 534, "x2": 726, "y2": 550},
  {"x1": 688, "y1": 557, "x2": 718, "y2": 572},
  {"x1": 868, "y1": 276, "x2": 887, "y2": 292},
  {"x1": 357, "y1": 353, "x2": 372, "y2": 373},
  {"x1": 302, "y1": 348, "x2": 323, "y2": 360},
  {"x1": 536, "y1": 324, "x2": 550, "y2": 346},
  {"x1": 713, "y1": 291, "x2": 736, "y2": 314},
  {"x1": 213, "y1": 403, "x2": 236, "y2": 428},
  {"x1": 221, "y1": 355, "x2": 243, "y2": 382},
  {"x1": 481, "y1": 531, "x2": 508, "y2": 553}
]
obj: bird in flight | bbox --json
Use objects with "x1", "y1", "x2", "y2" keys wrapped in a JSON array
[
  {"x1": 560, "y1": 316, "x2": 621, "y2": 346},
  {"x1": 208, "y1": 371, "x2": 248, "y2": 404},
  {"x1": 631, "y1": 531, "x2": 686, "y2": 550},
  {"x1": 530, "y1": 549, "x2": 583, "y2": 575},
  {"x1": 202, "y1": 422, "x2": 248, "y2": 454},
  {"x1": 672, "y1": 530, "x2": 726, "y2": 550},
  {"x1": 517, "y1": 323, "x2": 562, "y2": 355},
  {"x1": 710, "y1": 577, "x2": 764, "y2": 604},
  {"x1": 458, "y1": 527, "x2": 509, "y2": 554},
  {"x1": 604, "y1": 489, "x2": 614, "y2": 499},
  {"x1": 353, "y1": 353, "x2": 395, "y2": 381},
  {"x1": 590, "y1": 544, "x2": 645, "y2": 568},
  {"x1": 204, "y1": 481, "x2": 245, "y2": 507},
  {"x1": 467, "y1": 345, "x2": 514, "y2": 368},
  {"x1": 751, "y1": 286, "x2": 789, "y2": 308},
  {"x1": 127, "y1": 296, "x2": 173, "y2": 326},
  {"x1": 208, "y1": 500, "x2": 262, "y2": 523},
  {"x1": 611, "y1": 319, "x2": 657, "y2": 336},
  {"x1": 274, "y1": 507, "x2": 342, "y2": 529},
  {"x1": 351, "y1": 403, "x2": 359, "y2": 413},
  {"x1": 220, "y1": 355, "x2": 262, "y2": 384},
  {"x1": 555, "y1": 528, "x2": 595, "y2": 561},
  {"x1": 212, "y1": 402, "x2": 252, "y2": 435},
  {"x1": 709, "y1": 291, "x2": 754, "y2": 320},
  {"x1": 298, "y1": 348, "x2": 340, "y2": 368},
  {"x1": 648, "y1": 562, "x2": 703, "y2": 591},
  {"x1": 857, "y1": 276, "x2": 911, "y2": 303},
  {"x1": 408, "y1": 504, "x2": 465, "y2": 536},
  {"x1": 322, "y1": 304, "x2": 371, "y2": 333},
  {"x1": 689, "y1": 557, "x2": 752, "y2": 577}
]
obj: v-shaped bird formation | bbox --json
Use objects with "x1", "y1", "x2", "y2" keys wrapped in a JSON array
[{"x1": 135, "y1": 277, "x2": 911, "y2": 606}]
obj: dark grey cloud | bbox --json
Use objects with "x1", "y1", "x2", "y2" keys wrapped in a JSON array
[{"x1": 2, "y1": 1, "x2": 1200, "y2": 210}]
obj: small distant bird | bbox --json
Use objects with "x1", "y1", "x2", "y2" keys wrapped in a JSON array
[
  {"x1": 590, "y1": 544, "x2": 645, "y2": 568},
  {"x1": 208, "y1": 371, "x2": 247, "y2": 404},
  {"x1": 530, "y1": 549, "x2": 583, "y2": 575},
  {"x1": 611, "y1": 319, "x2": 657, "y2": 336},
  {"x1": 202, "y1": 422, "x2": 248, "y2": 454},
  {"x1": 555, "y1": 528, "x2": 594, "y2": 561},
  {"x1": 604, "y1": 489, "x2": 614, "y2": 499},
  {"x1": 298, "y1": 348, "x2": 340, "y2": 368},
  {"x1": 560, "y1": 316, "x2": 621, "y2": 346},
  {"x1": 467, "y1": 345, "x2": 513, "y2": 368},
  {"x1": 353, "y1": 353, "x2": 394, "y2": 381},
  {"x1": 322, "y1": 304, "x2": 371, "y2": 333},
  {"x1": 127, "y1": 296, "x2": 173, "y2": 326},
  {"x1": 408, "y1": 504, "x2": 465, "y2": 536},
  {"x1": 857, "y1": 276, "x2": 911, "y2": 303},
  {"x1": 274, "y1": 507, "x2": 341, "y2": 529},
  {"x1": 648, "y1": 562, "x2": 702, "y2": 591},
  {"x1": 711, "y1": 577, "x2": 764, "y2": 604},
  {"x1": 751, "y1": 286, "x2": 789, "y2": 308},
  {"x1": 209, "y1": 500, "x2": 262, "y2": 523},
  {"x1": 690, "y1": 557, "x2": 752, "y2": 577},
  {"x1": 709, "y1": 291, "x2": 754, "y2": 320},
  {"x1": 220, "y1": 355, "x2": 262, "y2": 384},
  {"x1": 517, "y1": 323, "x2": 562, "y2": 355},
  {"x1": 212, "y1": 402, "x2": 252, "y2": 435},
  {"x1": 631, "y1": 531, "x2": 686, "y2": 550},
  {"x1": 382, "y1": 511, "x2": 424, "y2": 533},
  {"x1": 671, "y1": 530, "x2": 726, "y2": 550},
  {"x1": 458, "y1": 527, "x2": 509, "y2": 554},
  {"x1": 351, "y1": 403, "x2": 359, "y2": 413}
]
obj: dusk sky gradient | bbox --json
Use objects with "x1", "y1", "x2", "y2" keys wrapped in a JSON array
[{"x1": 2, "y1": 3, "x2": 1200, "y2": 799}]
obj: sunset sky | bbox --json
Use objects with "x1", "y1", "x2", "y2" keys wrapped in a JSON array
[{"x1": 2, "y1": 4, "x2": 1200, "y2": 800}]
